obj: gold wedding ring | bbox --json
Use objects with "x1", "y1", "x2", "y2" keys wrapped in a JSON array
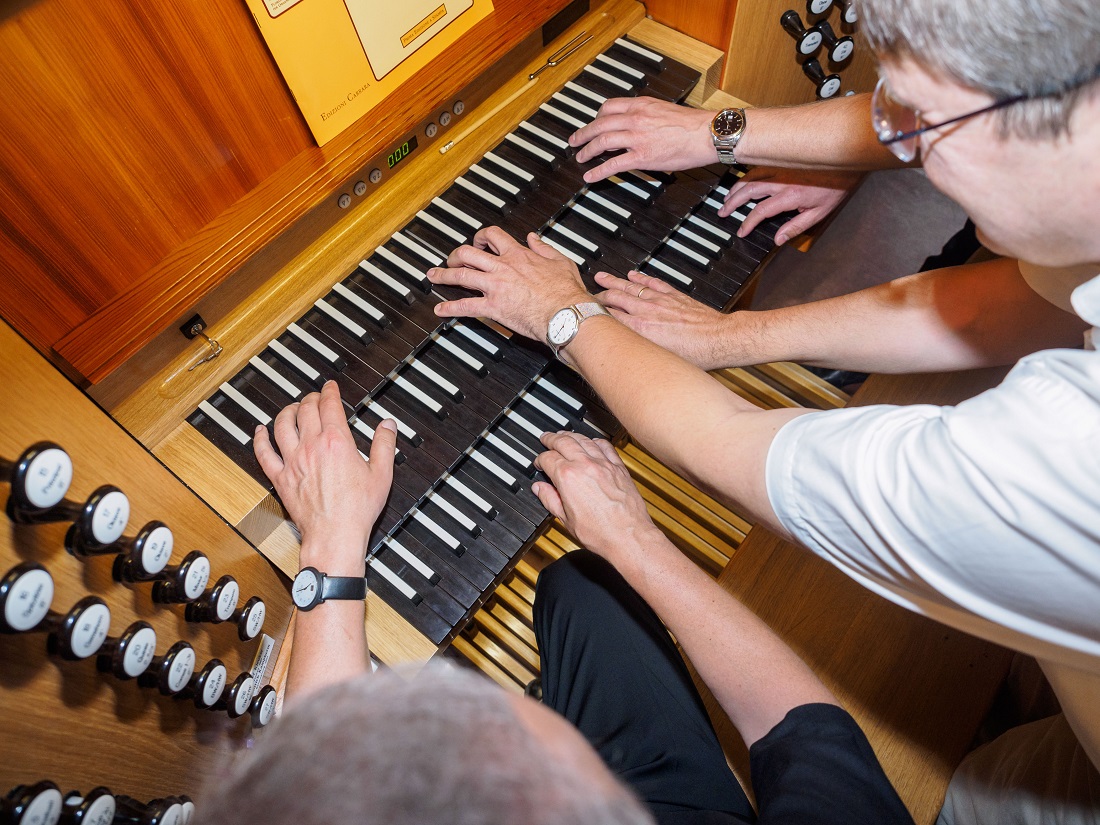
[{"x1": 637, "y1": 286, "x2": 650, "y2": 298}]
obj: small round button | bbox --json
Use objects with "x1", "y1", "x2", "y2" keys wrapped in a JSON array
[
  {"x1": 337, "y1": 193, "x2": 352, "y2": 208},
  {"x1": 831, "y1": 38, "x2": 854, "y2": 62},
  {"x1": 439, "y1": 111, "x2": 452, "y2": 127},
  {"x1": 452, "y1": 100, "x2": 465, "y2": 115},
  {"x1": 369, "y1": 168, "x2": 382, "y2": 184},
  {"x1": 820, "y1": 76, "x2": 842, "y2": 98},
  {"x1": 425, "y1": 122, "x2": 438, "y2": 138},
  {"x1": 353, "y1": 180, "x2": 367, "y2": 196}
]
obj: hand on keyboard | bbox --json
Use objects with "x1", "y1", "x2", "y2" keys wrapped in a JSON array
[
  {"x1": 428, "y1": 226, "x2": 591, "y2": 343},
  {"x1": 720, "y1": 167, "x2": 862, "y2": 246},
  {"x1": 254, "y1": 380, "x2": 397, "y2": 574},
  {"x1": 594, "y1": 270, "x2": 729, "y2": 371},
  {"x1": 568, "y1": 96, "x2": 717, "y2": 184}
]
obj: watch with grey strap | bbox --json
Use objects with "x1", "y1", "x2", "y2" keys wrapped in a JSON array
[
  {"x1": 291, "y1": 566, "x2": 367, "y2": 611},
  {"x1": 547, "y1": 301, "x2": 611, "y2": 358},
  {"x1": 711, "y1": 107, "x2": 747, "y2": 164}
]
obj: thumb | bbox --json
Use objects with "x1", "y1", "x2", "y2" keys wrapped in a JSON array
[{"x1": 532, "y1": 481, "x2": 566, "y2": 521}]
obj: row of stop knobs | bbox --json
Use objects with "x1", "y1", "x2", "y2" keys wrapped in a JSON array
[
  {"x1": 1, "y1": 441, "x2": 264, "y2": 640},
  {"x1": 782, "y1": 8, "x2": 855, "y2": 99},
  {"x1": 3, "y1": 781, "x2": 197, "y2": 825}
]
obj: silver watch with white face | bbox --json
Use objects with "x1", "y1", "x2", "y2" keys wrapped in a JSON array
[{"x1": 547, "y1": 302, "x2": 610, "y2": 357}]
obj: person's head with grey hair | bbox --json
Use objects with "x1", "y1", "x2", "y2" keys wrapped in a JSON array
[
  {"x1": 199, "y1": 665, "x2": 653, "y2": 825},
  {"x1": 854, "y1": 0, "x2": 1100, "y2": 268},
  {"x1": 859, "y1": 0, "x2": 1100, "y2": 139}
]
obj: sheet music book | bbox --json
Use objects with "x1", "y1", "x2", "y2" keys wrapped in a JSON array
[{"x1": 245, "y1": 0, "x2": 492, "y2": 144}]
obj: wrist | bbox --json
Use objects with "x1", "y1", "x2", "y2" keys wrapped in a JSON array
[{"x1": 299, "y1": 535, "x2": 368, "y2": 578}]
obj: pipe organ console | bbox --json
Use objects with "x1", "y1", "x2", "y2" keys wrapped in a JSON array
[{"x1": 1, "y1": 0, "x2": 1004, "y2": 821}]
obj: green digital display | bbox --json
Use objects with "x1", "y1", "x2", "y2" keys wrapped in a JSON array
[{"x1": 386, "y1": 135, "x2": 418, "y2": 169}]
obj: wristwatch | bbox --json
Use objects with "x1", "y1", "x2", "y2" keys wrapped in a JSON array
[
  {"x1": 547, "y1": 302, "x2": 611, "y2": 358},
  {"x1": 711, "y1": 108, "x2": 747, "y2": 165},
  {"x1": 291, "y1": 566, "x2": 367, "y2": 611}
]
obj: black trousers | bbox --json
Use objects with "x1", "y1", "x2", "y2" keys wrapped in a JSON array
[{"x1": 533, "y1": 550, "x2": 754, "y2": 824}]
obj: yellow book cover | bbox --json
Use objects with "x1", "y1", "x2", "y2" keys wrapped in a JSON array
[{"x1": 246, "y1": 0, "x2": 494, "y2": 144}]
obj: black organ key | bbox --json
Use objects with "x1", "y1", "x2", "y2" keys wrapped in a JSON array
[
  {"x1": 379, "y1": 531, "x2": 479, "y2": 608},
  {"x1": 365, "y1": 564, "x2": 452, "y2": 645}
]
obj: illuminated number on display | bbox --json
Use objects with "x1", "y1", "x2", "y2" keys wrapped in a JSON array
[{"x1": 387, "y1": 142, "x2": 411, "y2": 169}]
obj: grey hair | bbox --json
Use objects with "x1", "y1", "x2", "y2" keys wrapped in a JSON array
[
  {"x1": 198, "y1": 664, "x2": 653, "y2": 825},
  {"x1": 857, "y1": 0, "x2": 1100, "y2": 138}
]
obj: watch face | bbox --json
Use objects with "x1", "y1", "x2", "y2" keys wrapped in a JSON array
[
  {"x1": 712, "y1": 108, "x2": 746, "y2": 138},
  {"x1": 547, "y1": 308, "x2": 580, "y2": 347},
  {"x1": 292, "y1": 569, "x2": 321, "y2": 609}
]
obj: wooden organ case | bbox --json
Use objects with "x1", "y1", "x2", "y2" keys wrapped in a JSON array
[{"x1": 1, "y1": 0, "x2": 1010, "y2": 822}]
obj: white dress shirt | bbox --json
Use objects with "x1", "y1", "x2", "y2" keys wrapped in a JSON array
[{"x1": 766, "y1": 265, "x2": 1100, "y2": 770}]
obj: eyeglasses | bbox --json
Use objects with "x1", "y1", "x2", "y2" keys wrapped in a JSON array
[
  {"x1": 872, "y1": 62, "x2": 1100, "y2": 163},
  {"x1": 871, "y1": 76, "x2": 1024, "y2": 162}
]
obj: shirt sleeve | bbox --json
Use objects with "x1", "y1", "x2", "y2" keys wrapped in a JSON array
[
  {"x1": 750, "y1": 703, "x2": 913, "y2": 825},
  {"x1": 764, "y1": 348, "x2": 1100, "y2": 671}
]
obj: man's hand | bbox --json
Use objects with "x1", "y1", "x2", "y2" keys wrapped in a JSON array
[
  {"x1": 253, "y1": 381, "x2": 397, "y2": 574},
  {"x1": 532, "y1": 431, "x2": 660, "y2": 578},
  {"x1": 428, "y1": 226, "x2": 591, "y2": 342},
  {"x1": 720, "y1": 167, "x2": 862, "y2": 246},
  {"x1": 570, "y1": 97, "x2": 717, "y2": 184},
  {"x1": 594, "y1": 270, "x2": 730, "y2": 370}
]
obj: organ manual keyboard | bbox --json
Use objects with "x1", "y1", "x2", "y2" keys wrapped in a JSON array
[{"x1": 102, "y1": 4, "x2": 820, "y2": 666}]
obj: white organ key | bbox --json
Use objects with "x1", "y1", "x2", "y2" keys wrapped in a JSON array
[
  {"x1": 392, "y1": 374, "x2": 445, "y2": 417},
  {"x1": 375, "y1": 246, "x2": 430, "y2": 285},
  {"x1": 645, "y1": 257, "x2": 693, "y2": 287},
  {"x1": 444, "y1": 475, "x2": 493, "y2": 516},
  {"x1": 392, "y1": 230, "x2": 444, "y2": 265},
  {"x1": 674, "y1": 225, "x2": 721, "y2": 254},
  {"x1": 548, "y1": 220, "x2": 598, "y2": 253},
  {"x1": 506, "y1": 409, "x2": 545, "y2": 440},
  {"x1": 411, "y1": 509, "x2": 463, "y2": 553},
  {"x1": 483, "y1": 150, "x2": 534, "y2": 182},
  {"x1": 431, "y1": 196, "x2": 482, "y2": 230},
  {"x1": 608, "y1": 175, "x2": 652, "y2": 201},
  {"x1": 505, "y1": 133, "x2": 555, "y2": 164},
  {"x1": 368, "y1": 556, "x2": 419, "y2": 601},
  {"x1": 351, "y1": 419, "x2": 403, "y2": 460},
  {"x1": 520, "y1": 392, "x2": 569, "y2": 427},
  {"x1": 453, "y1": 322, "x2": 501, "y2": 357},
  {"x1": 595, "y1": 52, "x2": 645, "y2": 79},
  {"x1": 470, "y1": 449, "x2": 519, "y2": 490},
  {"x1": 383, "y1": 538, "x2": 437, "y2": 583},
  {"x1": 288, "y1": 323, "x2": 341, "y2": 364},
  {"x1": 664, "y1": 237, "x2": 710, "y2": 267},
  {"x1": 583, "y1": 64, "x2": 632, "y2": 91},
  {"x1": 614, "y1": 37, "x2": 663, "y2": 64},
  {"x1": 564, "y1": 80, "x2": 606, "y2": 105},
  {"x1": 365, "y1": 401, "x2": 418, "y2": 443},
  {"x1": 687, "y1": 213, "x2": 732, "y2": 241},
  {"x1": 540, "y1": 102, "x2": 586, "y2": 130},
  {"x1": 715, "y1": 185, "x2": 729, "y2": 197},
  {"x1": 704, "y1": 196, "x2": 728, "y2": 212},
  {"x1": 408, "y1": 358, "x2": 461, "y2": 400},
  {"x1": 456, "y1": 176, "x2": 507, "y2": 210},
  {"x1": 551, "y1": 92, "x2": 598, "y2": 120},
  {"x1": 518, "y1": 120, "x2": 568, "y2": 150},
  {"x1": 269, "y1": 339, "x2": 321, "y2": 382},
  {"x1": 219, "y1": 383, "x2": 271, "y2": 425},
  {"x1": 359, "y1": 259, "x2": 413, "y2": 301},
  {"x1": 585, "y1": 191, "x2": 631, "y2": 219},
  {"x1": 468, "y1": 163, "x2": 520, "y2": 196},
  {"x1": 358, "y1": 449, "x2": 370, "y2": 462},
  {"x1": 250, "y1": 356, "x2": 303, "y2": 399},
  {"x1": 417, "y1": 209, "x2": 467, "y2": 243},
  {"x1": 332, "y1": 282, "x2": 387, "y2": 324},
  {"x1": 631, "y1": 170, "x2": 662, "y2": 187},
  {"x1": 315, "y1": 298, "x2": 368, "y2": 339},
  {"x1": 485, "y1": 432, "x2": 532, "y2": 468},
  {"x1": 433, "y1": 333, "x2": 485, "y2": 374},
  {"x1": 570, "y1": 202, "x2": 619, "y2": 234},
  {"x1": 539, "y1": 234, "x2": 585, "y2": 265},
  {"x1": 535, "y1": 375, "x2": 584, "y2": 411},
  {"x1": 426, "y1": 491, "x2": 478, "y2": 534},
  {"x1": 199, "y1": 401, "x2": 250, "y2": 445}
]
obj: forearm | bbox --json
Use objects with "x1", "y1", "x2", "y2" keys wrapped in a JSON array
[
  {"x1": 706, "y1": 259, "x2": 1088, "y2": 373},
  {"x1": 616, "y1": 526, "x2": 836, "y2": 747},
  {"x1": 566, "y1": 316, "x2": 807, "y2": 528},
  {"x1": 285, "y1": 537, "x2": 369, "y2": 704},
  {"x1": 737, "y1": 94, "x2": 905, "y2": 171}
]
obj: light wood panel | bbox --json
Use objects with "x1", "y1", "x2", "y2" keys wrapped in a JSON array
[
  {"x1": 642, "y1": 0, "x2": 737, "y2": 52},
  {"x1": 0, "y1": 322, "x2": 294, "y2": 800},
  {"x1": 0, "y1": 0, "x2": 580, "y2": 383}
]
